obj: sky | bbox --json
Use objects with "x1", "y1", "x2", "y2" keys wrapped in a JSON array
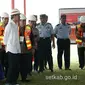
[{"x1": 0, "y1": 0, "x2": 85, "y2": 27}]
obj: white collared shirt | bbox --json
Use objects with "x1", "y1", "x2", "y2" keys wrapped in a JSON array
[{"x1": 4, "y1": 20, "x2": 21, "y2": 54}]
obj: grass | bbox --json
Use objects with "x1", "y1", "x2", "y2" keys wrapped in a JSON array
[{"x1": 0, "y1": 62, "x2": 85, "y2": 85}]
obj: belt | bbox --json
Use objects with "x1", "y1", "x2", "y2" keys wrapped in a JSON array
[
  {"x1": 58, "y1": 38, "x2": 69, "y2": 40},
  {"x1": 40, "y1": 37, "x2": 50, "y2": 40}
]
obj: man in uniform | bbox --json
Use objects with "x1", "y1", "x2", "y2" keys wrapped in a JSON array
[
  {"x1": 54, "y1": 14, "x2": 71, "y2": 70},
  {"x1": 36, "y1": 14, "x2": 55, "y2": 73},
  {"x1": 75, "y1": 16, "x2": 85, "y2": 69}
]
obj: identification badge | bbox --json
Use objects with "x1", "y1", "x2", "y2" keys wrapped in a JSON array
[{"x1": 20, "y1": 36, "x2": 24, "y2": 42}]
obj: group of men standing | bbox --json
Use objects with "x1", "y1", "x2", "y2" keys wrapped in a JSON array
[
  {"x1": 0, "y1": 8, "x2": 38, "y2": 85},
  {"x1": 0, "y1": 8, "x2": 85, "y2": 85},
  {"x1": 0, "y1": 8, "x2": 55, "y2": 85}
]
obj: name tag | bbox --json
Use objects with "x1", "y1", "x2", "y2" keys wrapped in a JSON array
[
  {"x1": 20, "y1": 36, "x2": 24, "y2": 42},
  {"x1": 83, "y1": 32, "x2": 85, "y2": 37}
]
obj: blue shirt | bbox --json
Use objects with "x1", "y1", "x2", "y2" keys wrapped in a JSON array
[
  {"x1": 36, "y1": 23, "x2": 54, "y2": 38},
  {"x1": 54, "y1": 23, "x2": 71, "y2": 39}
]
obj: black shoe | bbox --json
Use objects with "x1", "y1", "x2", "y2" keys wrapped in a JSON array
[
  {"x1": 80, "y1": 67, "x2": 84, "y2": 69},
  {"x1": 28, "y1": 73, "x2": 32, "y2": 76},
  {"x1": 65, "y1": 68, "x2": 71, "y2": 70},
  {"x1": 59, "y1": 67, "x2": 62, "y2": 70},
  {"x1": 21, "y1": 79, "x2": 31, "y2": 82},
  {"x1": 45, "y1": 66, "x2": 48, "y2": 70},
  {"x1": 5, "y1": 83, "x2": 20, "y2": 85},
  {"x1": 50, "y1": 69, "x2": 53, "y2": 72},
  {"x1": 5, "y1": 83, "x2": 12, "y2": 85},
  {"x1": 79, "y1": 66, "x2": 84, "y2": 69},
  {"x1": 38, "y1": 70, "x2": 43, "y2": 74},
  {"x1": 13, "y1": 83, "x2": 20, "y2": 85}
]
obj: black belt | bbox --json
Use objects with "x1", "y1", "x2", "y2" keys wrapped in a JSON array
[
  {"x1": 58, "y1": 38, "x2": 69, "y2": 40},
  {"x1": 40, "y1": 37, "x2": 50, "y2": 40}
]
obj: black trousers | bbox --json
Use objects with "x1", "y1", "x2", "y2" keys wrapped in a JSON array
[
  {"x1": 6, "y1": 52, "x2": 20, "y2": 84},
  {"x1": 27, "y1": 52, "x2": 32, "y2": 73},
  {"x1": 57, "y1": 39, "x2": 70, "y2": 69},
  {"x1": 34, "y1": 49, "x2": 39, "y2": 71},
  {"x1": 20, "y1": 53, "x2": 29, "y2": 80},
  {"x1": 20, "y1": 52, "x2": 32, "y2": 80},
  {"x1": 78, "y1": 47, "x2": 85, "y2": 68},
  {"x1": 0, "y1": 52, "x2": 4, "y2": 80},
  {"x1": 0, "y1": 50, "x2": 8, "y2": 77},
  {"x1": 38, "y1": 38, "x2": 53, "y2": 72},
  {"x1": 0, "y1": 50, "x2": 5, "y2": 70}
]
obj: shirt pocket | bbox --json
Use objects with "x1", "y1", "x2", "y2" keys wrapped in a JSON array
[{"x1": 46, "y1": 27, "x2": 51, "y2": 34}]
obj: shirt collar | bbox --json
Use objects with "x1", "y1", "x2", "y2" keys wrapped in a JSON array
[
  {"x1": 61, "y1": 23, "x2": 67, "y2": 26},
  {"x1": 11, "y1": 20, "x2": 17, "y2": 25},
  {"x1": 40, "y1": 22, "x2": 47, "y2": 26}
]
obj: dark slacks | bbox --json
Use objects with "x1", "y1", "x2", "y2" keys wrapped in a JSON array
[
  {"x1": 20, "y1": 53, "x2": 29, "y2": 80},
  {"x1": 34, "y1": 49, "x2": 39, "y2": 71},
  {"x1": 20, "y1": 52, "x2": 32, "y2": 80},
  {"x1": 27, "y1": 52, "x2": 32, "y2": 73},
  {"x1": 0, "y1": 50, "x2": 6, "y2": 70},
  {"x1": 0, "y1": 50, "x2": 8, "y2": 77},
  {"x1": 78, "y1": 47, "x2": 85, "y2": 69},
  {"x1": 6, "y1": 52, "x2": 20, "y2": 84},
  {"x1": 0, "y1": 64, "x2": 4, "y2": 80},
  {"x1": 57, "y1": 39, "x2": 70, "y2": 69},
  {"x1": 37, "y1": 37, "x2": 53, "y2": 72}
]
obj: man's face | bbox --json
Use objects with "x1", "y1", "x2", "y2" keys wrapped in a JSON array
[
  {"x1": 2, "y1": 17, "x2": 9, "y2": 25},
  {"x1": 40, "y1": 17, "x2": 47, "y2": 23},
  {"x1": 61, "y1": 17, "x2": 66, "y2": 24},
  {"x1": 29, "y1": 20, "x2": 36, "y2": 27},
  {"x1": 14, "y1": 14, "x2": 20, "y2": 22},
  {"x1": 20, "y1": 20, "x2": 26, "y2": 27}
]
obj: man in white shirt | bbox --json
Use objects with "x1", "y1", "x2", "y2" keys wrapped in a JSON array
[{"x1": 4, "y1": 9, "x2": 21, "y2": 85}]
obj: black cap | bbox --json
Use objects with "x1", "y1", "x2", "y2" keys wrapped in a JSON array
[
  {"x1": 61, "y1": 14, "x2": 66, "y2": 18},
  {"x1": 40, "y1": 14, "x2": 48, "y2": 18}
]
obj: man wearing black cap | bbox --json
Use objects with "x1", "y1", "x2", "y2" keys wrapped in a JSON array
[
  {"x1": 54, "y1": 14, "x2": 71, "y2": 70},
  {"x1": 36, "y1": 14, "x2": 55, "y2": 73}
]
